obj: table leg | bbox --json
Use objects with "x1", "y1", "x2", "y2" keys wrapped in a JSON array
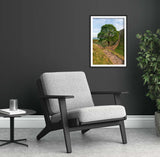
[
  {"x1": 10, "y1": 117, "x2": 14, "y2": 141},
  {"x1": 0, "y1": 117, "x2": 28, "y2": 147},
  {"x1": 0, "y1": 141, "x2": 11, "y2": 146},
  {"x1": 15, "y1": 139, "x2": 27, "y2": 142},
  {"x1": 14, "y1": 141, "x2": 28, "y2": 147}
]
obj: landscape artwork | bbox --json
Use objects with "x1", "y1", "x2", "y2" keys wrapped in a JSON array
[{"x1": 90, "y1": 16, "x2": 126, "y2": 67}]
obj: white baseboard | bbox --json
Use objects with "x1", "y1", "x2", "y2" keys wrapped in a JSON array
[
  {"x1": 124, "y1": 115, "x2": 155, "y2": 128},
  {"x1": 0, "y1": 116, "x2": 45, "y2": 128},
  {"x1": 0, "y1": 115, "x2": 155, "y2": 128}
]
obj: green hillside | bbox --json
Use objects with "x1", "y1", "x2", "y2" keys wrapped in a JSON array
[
  {"x1": 115, "y1": 29, "x2": 124, "y2": 56},
  {"x1": 93, "y1": 44, "x2": 112, "y2": 64}
]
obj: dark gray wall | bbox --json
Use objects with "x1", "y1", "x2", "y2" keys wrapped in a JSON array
[{"x1": 0, "y1": 0, "x2": 159, "y2": 114}]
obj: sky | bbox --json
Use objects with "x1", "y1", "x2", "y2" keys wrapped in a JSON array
[{"x1": 92, "y1": 17, "x2": 124, "y2": 38}]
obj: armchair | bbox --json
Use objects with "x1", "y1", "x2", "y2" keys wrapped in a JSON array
[{"x1": 36, "y1": 71, "x2": 127, "y2": 153}]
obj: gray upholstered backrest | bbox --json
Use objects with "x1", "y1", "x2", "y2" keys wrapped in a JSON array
[{"x1": 40, "y1": 71, "x2": 94, "y2": 114}]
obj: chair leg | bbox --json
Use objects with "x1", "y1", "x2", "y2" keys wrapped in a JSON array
[
  {"x1": 37, "y1": 127, "x2": 50, "y2": 140},
  {"x1": 81, "y1": 129, "x2": 90, "y2": 134},
  {"x1": 59, "y1": 99, "x2": 72, "y2": 153},
  {"x1": 63, "y1": 126, "x2": 72, "y2": 153},
  {"x1": 119, "y1": 121, "x2": 127, "y2": 144}
]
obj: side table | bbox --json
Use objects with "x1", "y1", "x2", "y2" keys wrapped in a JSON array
[{"x1": 0, "y1": 109, "x2": 36, "y2": 147}]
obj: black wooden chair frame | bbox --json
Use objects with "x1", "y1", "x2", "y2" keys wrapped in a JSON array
[{"x1": 36, "y1": 79, "x2": 127, "y2": 153}]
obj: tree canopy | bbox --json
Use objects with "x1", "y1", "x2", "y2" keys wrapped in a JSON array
[{"x1": 98, "y1": 24, "x2": 119, "y2": 47}]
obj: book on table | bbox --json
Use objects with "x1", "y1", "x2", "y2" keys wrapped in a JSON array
[{"x1": 0, "y1": 109, "x2": 26, "y2": 115}]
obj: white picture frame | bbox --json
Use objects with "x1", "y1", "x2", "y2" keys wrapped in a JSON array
[{"x1": 90, "y1": 16, "x2": 127, "y2": 67}]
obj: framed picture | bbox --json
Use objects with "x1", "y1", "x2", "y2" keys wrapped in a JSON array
[{"x1": 90, "y1": 16, "x2": 127, "y2": 67}]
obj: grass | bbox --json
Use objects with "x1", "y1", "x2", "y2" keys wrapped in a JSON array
[
  {"x1": 115, "y1": 48, "x2": 124, "y2": 56},
  {"x1": 94, "y1": 34, "x2": 124, "y2": 55},
  {"x1": 115, "y1": 44, "x2": 124, "y2": 56},
  {"x1": 115, "y1": 29, "x2": 124, "y2": 56},
  {"x1": 93, "y1": 39, "x2": 104, "y2": 48},
  {"x1": 93, "y1": 44, "x2": 112, "y2": 64},
  {"x1": 93, "y1": 38, "x2": 124, "y2": 64},
  {"x1": 94, "y1": 39, "x2": 124, "y2": 57}
]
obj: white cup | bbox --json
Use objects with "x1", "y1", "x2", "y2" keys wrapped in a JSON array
[{"x1": 9, "y1": 99, "x2": 18, "y2": 111}]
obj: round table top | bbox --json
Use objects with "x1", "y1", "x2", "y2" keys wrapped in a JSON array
[{"x1": 0, "y1": 109, "x2": 36, "y2": 117}]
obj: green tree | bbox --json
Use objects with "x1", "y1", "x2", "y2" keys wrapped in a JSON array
[{"x1": 98, "y1": 24, "x2": 119, "y2": 47}]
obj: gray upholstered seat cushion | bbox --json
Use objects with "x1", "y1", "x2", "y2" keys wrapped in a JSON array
[
  {"x1": 40, "y1": 72, "x2": 94, "y2": 114},
  {"x1": 51, "y1": 105, "x2": 126, "y2": 123},
  {"x1": 40, "y1": 71, "x2": 127, "y2": 124}
]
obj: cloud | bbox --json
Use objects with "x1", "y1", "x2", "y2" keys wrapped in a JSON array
[{"x1": 93, "y1": 33, "x2": 98, "y2": 38}]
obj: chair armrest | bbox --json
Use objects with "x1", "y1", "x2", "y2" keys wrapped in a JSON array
[
  {"x1": 91, "y1": 91, "x2": 128, "y2": 95},
  {"x1": 91, "y1": 91, "x2": 128, "y2": 105},
  {"x1": 40, "y1": 95, "x2": 74, "y2": 99},
  {"x1": 40, "y1": 95, "x2": 73, "y2": 128}
]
